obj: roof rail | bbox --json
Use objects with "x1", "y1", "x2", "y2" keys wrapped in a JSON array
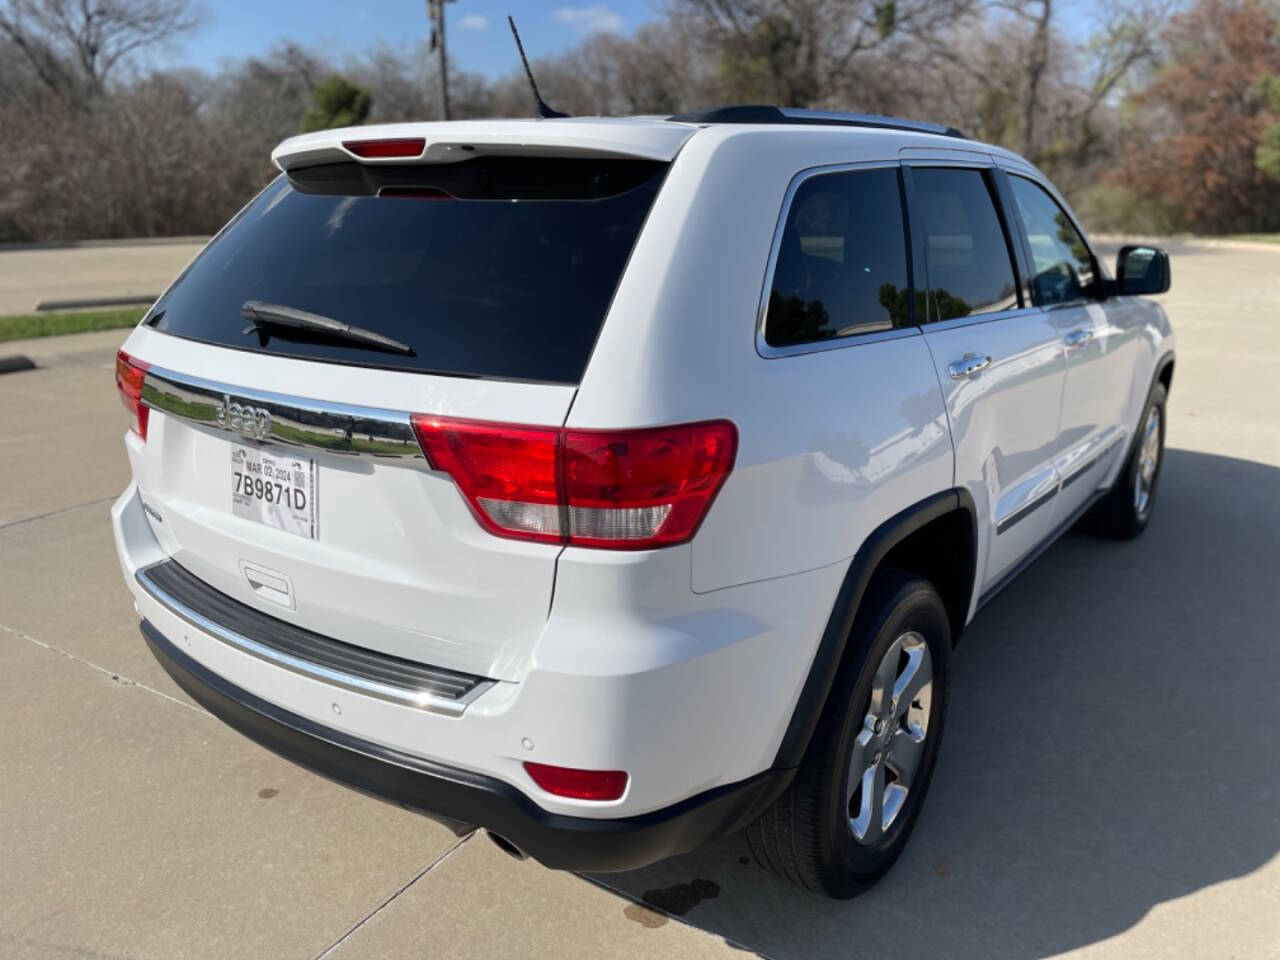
[{"x1": 667, "y1": 105, "x2": 967, "y2": 140}]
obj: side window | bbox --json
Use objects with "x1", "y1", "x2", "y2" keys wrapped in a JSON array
[
  {"x1": 764, "y1": 166, "x2": 910, "y2": 348},
  {"x1": 1008, "y1": 175, "x2": 1097, "y2": 307},
  {"x1": 911, "y1": 167, "x2": 1020, "y2": 321}
]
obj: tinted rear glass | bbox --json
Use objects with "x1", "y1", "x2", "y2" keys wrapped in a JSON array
[
  {"x1": 911, "y1": 167, "x2": 1020, "y2": 321},
  {"x1": 147, "y1": 157, "x2": 667, "y2": 384},
  {"x1": 765, "y1": 166, "x2": 910, "y2": 347}
]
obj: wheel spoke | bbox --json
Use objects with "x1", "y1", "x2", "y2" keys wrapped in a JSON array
[
  {"x1": 846, "y1": 714, "x2": 876, "y2": 807},
  {"x1": 868, "y1": 635, "x2": 903, "y2": 715},
  {"x1": 888, "y1": 722, "x2": 926, "y2": 789},
  {"x1": 1143, "y1": 408, "x2": 1160, "y2": 450},
  {"x1": 850, "y1": 760, "x2": 886, "y2": 844},
  {"x1": 891, "y1": 638, "x2": 931, "y2": 720}
]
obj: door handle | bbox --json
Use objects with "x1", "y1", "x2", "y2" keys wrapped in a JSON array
[
  {"x1": 1064, "y1": 328, "x2": 1093, "y2": 350},
  {"x1": 948, "y1": 355, "x2": 991, "y2": 380}
]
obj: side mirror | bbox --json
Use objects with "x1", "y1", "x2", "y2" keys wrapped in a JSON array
[{"x1": 1115, "y1": 245, "x2": 1171, "y2": 296}]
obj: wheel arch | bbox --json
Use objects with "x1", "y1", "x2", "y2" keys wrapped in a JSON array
[
  {"x1": 1125, "y1": 349, "x2": 1175, "y2": 466},
  {"x1": 771, "y1": 488, "x2": 977, "y2": 770},
  {"x1": 1157, "y1": 352, "x2": 1175, "y2": 394}
]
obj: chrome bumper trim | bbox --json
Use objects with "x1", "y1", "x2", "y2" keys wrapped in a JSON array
[{"x1": 135, "y1": 560, "x2": 494, "y2": 716}]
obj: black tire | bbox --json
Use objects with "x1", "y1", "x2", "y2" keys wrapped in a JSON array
[
  {"x1": 1092, "y1": 382, "x2": 1167, "y2": 540},
  {"x1": 745, "y1": 569, "x2": 951, "y2": 898}
]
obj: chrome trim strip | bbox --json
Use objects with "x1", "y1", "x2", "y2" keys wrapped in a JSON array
[
  {"x1": 135, "y1": 561, "x2": 494, "y2": 716},
  {"x1": 995, "y1": 485, "x2": 1058, "y2": 535},
  {"x1": 1061, "y1": 435, "x2": 1125, "y2": 490},
  {"x1": 900, "y1": 156, "x2": 996, "y2": 170},
  {"x1": 142, "y1": 365, "x2": 427, "y2": 464},
  {"x1": 914, "y1": 305, "x2": 1040, "y2": 334},
  {"x1": 978, "y1": 487, "x2": 1110, "y2": 610},
  {"x1": 755, "y1": 160, "x2": 921, "y2": 359}
]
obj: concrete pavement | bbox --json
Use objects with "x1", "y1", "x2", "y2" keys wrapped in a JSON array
[
  {"x1": 0, "y1": 240, "x2": 206, "y2": 315},
  {"x1": 1, "y1": 240, "x2": 1277, "y2": 959}
]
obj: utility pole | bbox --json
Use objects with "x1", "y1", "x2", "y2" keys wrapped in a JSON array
[{"x1": 426, "y1": 0, "x2": 456, "y2": 120}]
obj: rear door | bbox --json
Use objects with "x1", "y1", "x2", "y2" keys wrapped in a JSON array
[
  {"x1": 1000, "y1": 169, "x2": 1137, "y2": 523},
  {"x1": 904, "y1": 160, "x2": 1067, "y2": 595},
  {"x1": 121, "y1": 154, "x2": 668, "y2": 681}
]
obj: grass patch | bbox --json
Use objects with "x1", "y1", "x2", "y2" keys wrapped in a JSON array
[{"x1": 0, "y1": 306, "x2": 146, "y2": 343}]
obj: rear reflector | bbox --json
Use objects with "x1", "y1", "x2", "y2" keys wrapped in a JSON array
[
  {"x1": 115, "y1": 350, "x2": 150, "y2": 439},
  {"x1": 411, "y1": 417, "x2": 736, "y2": 549},
  {"x1": 342, "y1": 137, "x2": 426, "y2": 159},
  {"x1": 523, "y1": 762, "x2": 628, "y2": 801}
]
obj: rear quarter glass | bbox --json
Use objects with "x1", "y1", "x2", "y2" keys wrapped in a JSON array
[{"x1": 146, "y1": 157, "x2": 668, "y2": 384}]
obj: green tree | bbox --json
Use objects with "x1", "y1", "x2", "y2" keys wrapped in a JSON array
[
  {"x1": 716, "y1": 14, "x2": 815, "y2": 105},
  {"x1": 300, "y1": 74, "x2": 371, "y2": 133},
  {"x1": 1258, "y1": 74, "x2": 1280, "y2": 180},
  {"x1": 1118, "y1": 0, "x2": 1280, "y2": 233}
]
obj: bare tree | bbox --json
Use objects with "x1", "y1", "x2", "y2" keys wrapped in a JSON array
[
  {"x1": 0, "y1": 0, "x2": 201, "y2": 99},
  {"x1": 671, "y1": 0, "x2": 979, "y2": 106}
]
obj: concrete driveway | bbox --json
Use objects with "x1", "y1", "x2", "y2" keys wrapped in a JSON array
[
  {"x1": 1, "y1": 241, "x2": 1277, "y2": 959},
  {"x1": 0, "y1": 239, "x2": 207, "y2": 315}
]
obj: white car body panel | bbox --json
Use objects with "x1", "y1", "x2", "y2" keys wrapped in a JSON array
[
  {"x1": 570, "y1": 128, "x2": 955, "y2": 591},
  {"x1": 920, "y1": 309, "x2": 1067, "y2": 593}
]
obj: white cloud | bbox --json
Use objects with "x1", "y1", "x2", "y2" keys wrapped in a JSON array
[
  {"x1": 553, "y1": 5, "x2": 624, "y2": 34},
  {"x1": 459, "y1": 14, "x2": 488, "y2": 31}
]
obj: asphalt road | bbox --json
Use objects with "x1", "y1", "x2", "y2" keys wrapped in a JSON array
[{"x1": 1, "y1": 240, "x2": 1277, "y2": 959}]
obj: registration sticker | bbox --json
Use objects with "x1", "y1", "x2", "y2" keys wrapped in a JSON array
[{"x1": 231, "y1": 443, "x2": 317, "y2": 539}]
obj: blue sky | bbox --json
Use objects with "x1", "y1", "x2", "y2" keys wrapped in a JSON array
[{"x1": 161, "y1": 1, "x2": 655, "y2": 78}]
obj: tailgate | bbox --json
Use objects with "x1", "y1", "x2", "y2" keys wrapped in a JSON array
[
  {"x1": 114, "y1": 148, "x2": 669, "y2": 681},
  {"x1": 124, "y1": 327, "x2": 574, "y2": 682}
]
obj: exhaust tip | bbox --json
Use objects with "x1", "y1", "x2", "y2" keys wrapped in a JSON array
[{"x1": 486, "y1": 830, "x2": 529, "y2": 861}]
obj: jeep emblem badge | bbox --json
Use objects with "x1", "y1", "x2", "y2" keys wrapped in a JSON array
[{"x1": 215, "y1": 393, "x2": 272, "y2": 440}]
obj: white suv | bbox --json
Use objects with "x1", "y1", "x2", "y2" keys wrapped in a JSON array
[{"x1": 112, "y1": 107, "x2": 1174, "y2": 898}]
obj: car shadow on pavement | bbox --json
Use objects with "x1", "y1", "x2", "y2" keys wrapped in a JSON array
[{"x1": 589, "y1": 448, "x2": 1280, "y2": 959}]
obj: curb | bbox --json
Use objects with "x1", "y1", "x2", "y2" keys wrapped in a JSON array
[
  {"x1": 0, "y1": 236, "x2": 209, "y2": 252},
  {"x1": 36, "y1": 295, "x2": 157, "y2": 312},
  {"x1": 1091, "y1": 233, "x2": 1280, "y2": 253},
  {"x1": 0, "y1": 355, "x2": 36, "y2": 375}
]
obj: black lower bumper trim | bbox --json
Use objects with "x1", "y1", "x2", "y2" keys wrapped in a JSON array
[{"x1": 141, "y1": 620, "x2": 788, "y2": 872}]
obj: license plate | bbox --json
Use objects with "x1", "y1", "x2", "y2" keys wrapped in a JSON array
[{"x1": 231, "y1": 443, "x2": 317, "y2": 539}]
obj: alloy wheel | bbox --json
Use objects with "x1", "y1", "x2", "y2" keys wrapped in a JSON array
[
  {"x1": 847, "y1": 631, "x2": 933, "y2": 845},
  {"x1": 1133, "y1": 405, "x2": 1161, "y2": 516}
]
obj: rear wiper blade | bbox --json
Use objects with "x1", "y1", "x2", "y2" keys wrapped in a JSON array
[{"x1": 241, "y1": 300, "x2": 414, "y2": 356}]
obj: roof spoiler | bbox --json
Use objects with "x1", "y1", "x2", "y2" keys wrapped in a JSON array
[{"x1": 271, "y1": 121, "x2": 694, "y2": 172}]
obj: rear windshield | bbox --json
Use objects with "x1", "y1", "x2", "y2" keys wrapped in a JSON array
[{"x1": 146, "y1": 157, "x2": 667, "y2": 384}]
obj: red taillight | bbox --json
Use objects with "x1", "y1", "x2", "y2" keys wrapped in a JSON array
[
  {"x1": 413, "y1": 418, "x2": 563, "y2": 544},
  {"x1": 410, "y1": 416, "x2": 736, "y2": 550},
  {"x1": 115, "y1": 350, "x2": 150, "y2": 439},
  {"x1": 523, "y1": 762, "x2": 628, "y2": 801},
  {"x1": 564, "y1": 424, "x2": 738, "y2": 548},
  {"x1": 342, "y1": 137, "x2": 426, "y2": 159}
]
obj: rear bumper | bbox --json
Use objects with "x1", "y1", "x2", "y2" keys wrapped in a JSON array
[{"x1": 142, "y1": 618, "x2": 787, "y2": 871}]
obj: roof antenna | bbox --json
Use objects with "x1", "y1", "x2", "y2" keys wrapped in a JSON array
[{"x1": 508, "y1": 15, "x2": 570, "y2": 119}]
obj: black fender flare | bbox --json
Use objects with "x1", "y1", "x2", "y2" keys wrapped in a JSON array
[
  {"x1": 1120, "y1": 350, "x2": 1175, "y2": 470},
  {"x1": 771, "y1": 487, "x2": 977, "y2": 770}
]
